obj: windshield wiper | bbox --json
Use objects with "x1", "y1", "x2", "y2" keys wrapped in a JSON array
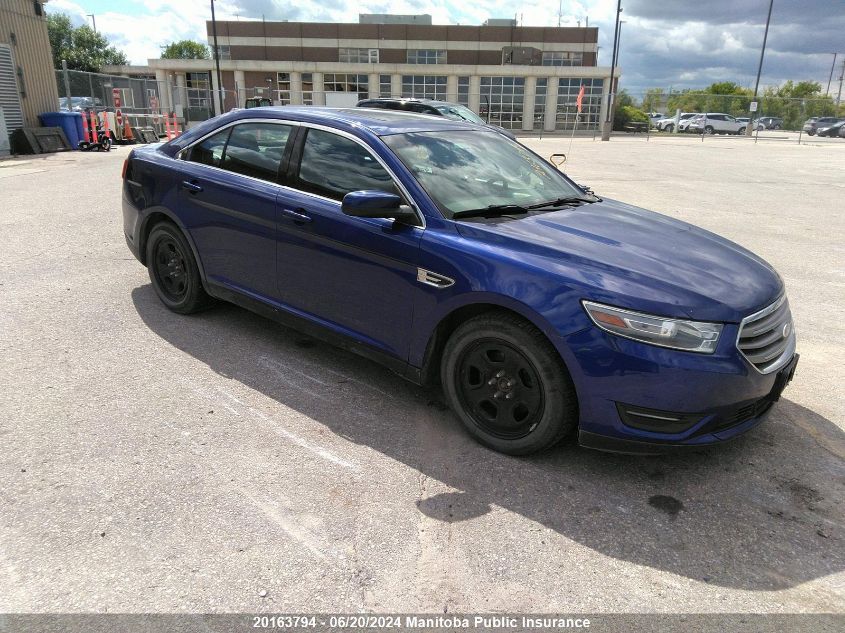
[
  {"x1": 527, "y1": 195, "x2": 598, "y2": 209},
  {"x1": 453, "y1": 204, "x2": 530, "y2": 219}
]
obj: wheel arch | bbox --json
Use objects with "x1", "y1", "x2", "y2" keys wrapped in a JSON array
[
  {"x1": 416, "y1": 295, "x2": 570, "y2": 387},
  {"x1": 138, "y1": 208, "x2": 208, "y2": 284}
]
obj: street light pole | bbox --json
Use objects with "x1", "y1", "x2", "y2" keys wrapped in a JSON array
[
  {"x1": 746, "y1": 0, "x2": 774, "y2": 136},
  {"x1": 601, "y1": 0, "x2": 622, "y2": 141},
  {"x1": 827, "y1": 53, "x2": 838, "y2": 95},
  {"x1": 210, "y1": 0, "x2": 225, "y2": 115},
  {"x1": 87, "y1": 14, "x2": 96, "y2": 33}
]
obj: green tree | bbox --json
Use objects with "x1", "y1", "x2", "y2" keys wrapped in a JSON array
[
  {"x1": 613, "y1": 104, "x2": 648, "y2": 131},
  {"x1": 665, "y1": 82, "x2": 751, "y2": 118},
  {"x1": 615, "y1": 89, "x2": 636, "y2": 108},
  {"x1": 161, "y1": 40, "x2": 210, "y2": 60},
  {"x1": 760, "y1": 80, "x2": 838, "y2": 129},
  {"x1": 641, "y1": 88, "x2": 666, "y2": 114},
  {"x1": 48, "y1": 13, "x2": 128, "y2": 72}
]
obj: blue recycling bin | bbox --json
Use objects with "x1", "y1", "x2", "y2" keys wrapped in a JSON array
[{"x1": 39, "y1": 111, "x2": 84, "y2": 149}]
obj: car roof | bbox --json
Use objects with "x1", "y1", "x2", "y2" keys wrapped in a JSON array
[
  {"x1": 164, "y1": 106, "x2": 485, "y2": 155},
  {"x1": 359, "y1": 97, "x2": 454, "y2": 107}
]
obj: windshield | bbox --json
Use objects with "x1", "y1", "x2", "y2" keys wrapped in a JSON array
[
  {"x1": 383, "y1": 130, "x2": 584, "y2": 219},
  {"x1": 434, "y1": 104, "x2": 486, "y2": 125}
]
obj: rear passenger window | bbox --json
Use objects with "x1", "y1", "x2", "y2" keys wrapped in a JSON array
[
  {"x1": 221, "y1": 123, "x2": 292, "y2": 182},
  {"x1": 187, "y1": 128, "x2": 230, "y2": 167},
  {"x1": 297, "y1": 129, "x2": 395, "y2": 200}
]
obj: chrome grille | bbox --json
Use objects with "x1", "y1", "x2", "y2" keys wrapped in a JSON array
[{"x1": 737, "y1": 295, "x2": 795, "y2": 374}]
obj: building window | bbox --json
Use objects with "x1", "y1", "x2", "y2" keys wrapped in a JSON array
[
  {"x1": 339, "y1": 48, "x2": 379, "y2": 63},
  {"x1": 401, "y1": 75, "x2": 447, "y2": 100},
  {"x1": 556, "y1": 78, "x2": 602, "y2": 130},
  {"x1": 379, "y1": 74, "x2": 393, "y2": 97},
  {"x1": 277, "y1": 72, "x2": 291, "y2": 105},
  {"x1": 479, "y1": 76, "x2": 525, "y2": 130},
  {"x1": 186, "y1": 72, "x2": 210, "y2": 108},
  {"x1": 542, "y1": 51, "x2": 584, "y2": 67},
  {"x1": 302, "y1": 73, "x2": 313, "y2": 105},
  {"x1": 213, "y1": 45, "x2": 231, "y2": 60},
  {"x1": 407, "y1": 49, "x2": 446, "y2": 64},
  {"x1": 534, "y1": 78, "x2": 547, "y2": 127},
  {"x1": 457, "y1": 76, "x2": 469, "y2": 106},
  {"x1": 323, "y1": 73, "x2": 369, "y2": 99}
]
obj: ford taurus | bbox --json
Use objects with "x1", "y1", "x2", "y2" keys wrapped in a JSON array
[{"x1": 122, "y1": 107, "x2": 798, "y2": 455}]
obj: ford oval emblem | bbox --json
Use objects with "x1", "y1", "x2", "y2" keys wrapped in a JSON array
[{"x1": 782, "y1": 322, "x2": 791, "y2": 338}]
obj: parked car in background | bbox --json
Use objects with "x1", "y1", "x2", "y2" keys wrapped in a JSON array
[
  {"x1": 737, "y1": 117, "x2": 765, "y2": 131},
  {"x1": 757, "y1": 116, "x2": 783, "y2": 130},
  {"x1": 687, "y1": 113, "x2": 746, "y2": 135},
  {"x1": 803, "y1": 117, "x2": 841, "y2": 136},
  {"x1": 647, "y1": 112, "x2": 664, "y2": 125},
  {"x1": 816, "y1": 120, "x2": 845, "y2": 138},
  {"x1": 840, "y1": 123, "x2": 845, "y2": 139},
  {"x1": 58, "y1": 96, "x2": 104, "y2": 111},
  {"x1": 122, "y1": 106, "x2": 798, "y2": 455},
  {"x1": 654, "y1": 112, "x2": 699, "y2": 132},
  {"x1": 357, "y1": 98, "x2": 516, "y2": 139}
]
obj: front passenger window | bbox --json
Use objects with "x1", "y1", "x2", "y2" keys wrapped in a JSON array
[{"x1": 297, "y1": 129, "x2": 396, "y2": 200}]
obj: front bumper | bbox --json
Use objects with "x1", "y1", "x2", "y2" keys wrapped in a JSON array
[{"x1": 554, "y1": 324, "x2": 799, "y2": 454}]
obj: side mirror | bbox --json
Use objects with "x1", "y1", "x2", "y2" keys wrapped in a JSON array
[{"x1": 341, "y1": 190, "x2": 417, "y2": 223}]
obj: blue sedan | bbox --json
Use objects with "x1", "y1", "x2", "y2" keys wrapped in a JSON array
[{"x1": 122, "y1": 107, "x2": 798, "y2": 455}]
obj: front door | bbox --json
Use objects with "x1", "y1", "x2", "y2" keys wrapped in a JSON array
[{"x1": 275, "y1": 127, "x2": 423, "y2": 361}]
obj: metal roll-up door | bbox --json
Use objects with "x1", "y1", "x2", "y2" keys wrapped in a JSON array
[{"x1": 0, "y1": 44, "x2": 24, "y2": 133}]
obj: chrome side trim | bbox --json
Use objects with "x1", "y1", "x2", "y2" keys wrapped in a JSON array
[{"x1": 417, "y1": 268, "x2": 455, "y2": 288}]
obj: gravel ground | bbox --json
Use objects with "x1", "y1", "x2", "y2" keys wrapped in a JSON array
[{"x1": 0, "y1": 134, "x2": 842, "y2": 617}]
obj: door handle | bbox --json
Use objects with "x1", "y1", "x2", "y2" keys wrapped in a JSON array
[
  {"x1": 181, "y1": 180, "x2": 203, "y2": 193},
  {"x1": 281, "y1": 208, "x2": 312, "y2": 224}
]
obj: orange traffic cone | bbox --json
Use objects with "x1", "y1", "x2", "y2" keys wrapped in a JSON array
[{"x1": 123, "y1": 118, "x2": 134, "y2": 141}]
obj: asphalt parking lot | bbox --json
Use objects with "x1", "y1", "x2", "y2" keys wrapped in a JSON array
[{"x1": 0, "y1": 134, "x2": 843, "y2": 616}]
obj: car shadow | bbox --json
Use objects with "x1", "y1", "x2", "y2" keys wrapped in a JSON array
[{"x1": 132, "y1": 285, "x2": 844, "y2": 591}]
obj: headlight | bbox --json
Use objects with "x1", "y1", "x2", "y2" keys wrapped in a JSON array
[{"x1": 582, "y1": 301, "x2": 723, "y2": 353}]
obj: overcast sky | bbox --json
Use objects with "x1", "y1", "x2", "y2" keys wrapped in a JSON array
[{"x1": 50, "y1": 0, "x2": 845, "y2": 96}]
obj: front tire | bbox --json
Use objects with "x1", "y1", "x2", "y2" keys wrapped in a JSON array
[
  {"x1": 704, "y1": 125, "x2": 715, "y2": 135},
  {"x1": 146, "y1": 222, "x2": 213, "y2": 314},
  {"x1": 440, "y1": 312, "x2": 578, "y2": 455},
  {"x1": 664, "y1": 123, "x2": 674, "y2": 133},
  {"x1": 737, "y1": 127, "x2": 746, "y2": 135}
]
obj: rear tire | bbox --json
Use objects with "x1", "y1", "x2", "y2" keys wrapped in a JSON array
[
  {"x1": 440, "y1": 311, "x2": 578, "y2": 455},
  {"x1": 704, "y1": 125, "x2": 715, "y2": 135},
  {"x1": 146, "y1": 222, "x2": 213, "y2": 314}
]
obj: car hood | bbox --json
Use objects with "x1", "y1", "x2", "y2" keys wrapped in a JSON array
[{"x1": 454, "y1": 198, "x2": 783, "y2": 323}]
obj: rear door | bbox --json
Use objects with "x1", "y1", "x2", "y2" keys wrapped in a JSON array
[
  {"x1": 274, "y1": 126, "x2": 424, "y2": 361},
  {"x1": 178, "y1": 120, "x2": 295, "y2": 300}
]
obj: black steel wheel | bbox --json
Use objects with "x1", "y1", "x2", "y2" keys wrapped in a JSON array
[
  {"x1": 455, "y1": 339, "x2": 545, "y2": 440},
  {"x1": 441, "y1": 311, "x2": 578, "y2": 455},
  {"x1": 146, "y1": 222, "x2": 213, "y2": 314}
]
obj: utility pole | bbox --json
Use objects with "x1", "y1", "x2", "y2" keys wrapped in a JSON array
[
  {"x1": 601, "y1": 0, "x2": 622, "y2": 141},
  {"x1": 837, "y1": 58, "x2": 845, "y2": 106},
  {"x1": 827, "y1": 53, "x2": 838, "y2": 95},
  {"x1": 87, "y1": 14, "x2": 96, "y2": 33},
  {"x1": 746, "y1": 0, "x2": 774, "y2": 136},
  {"x1": 210, "y1": 0, "x2": 225, "y2": 115}
]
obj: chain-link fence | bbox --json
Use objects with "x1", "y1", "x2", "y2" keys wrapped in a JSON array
[
  {"x1": 54, "y1": 68, "x2": 611, "y2": 137},
  {"x1": 634, "y1": 91, "x2": 844, "y2": 134},
  {"x1": 54, "y1": 68, "x2": 222, "y2": 137}
]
